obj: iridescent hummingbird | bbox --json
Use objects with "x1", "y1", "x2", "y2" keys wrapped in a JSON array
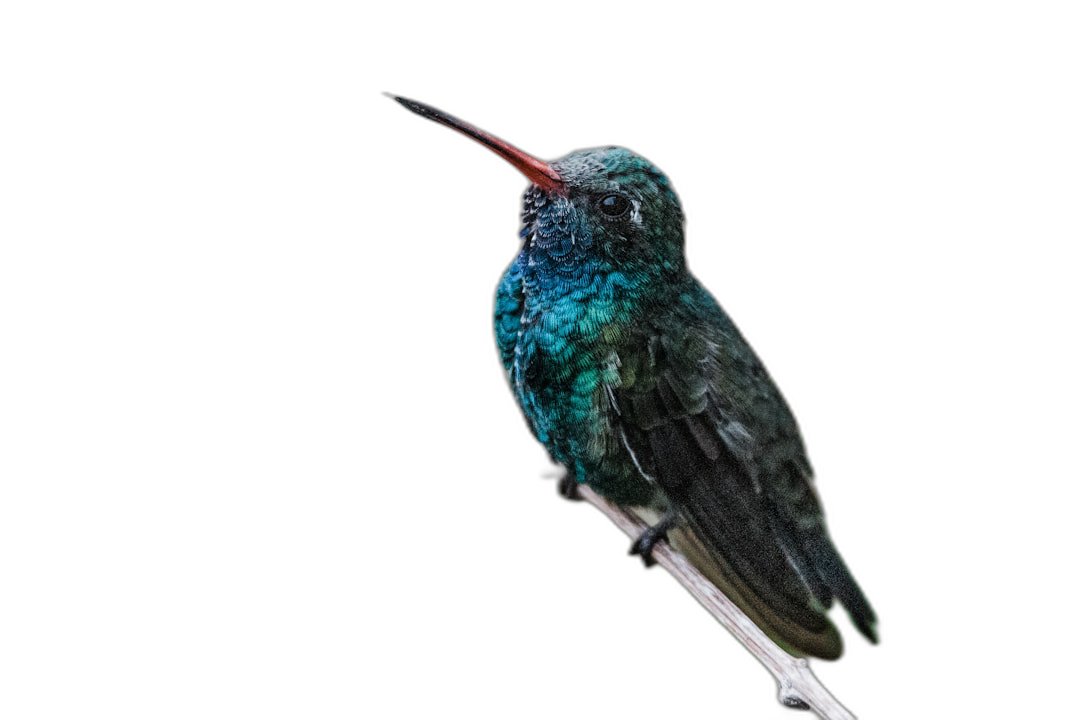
[{"x1": 393, "y1": 96, "x2": 877, "y2": 659}]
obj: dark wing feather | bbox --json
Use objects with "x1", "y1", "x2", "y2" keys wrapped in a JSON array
[{"x1": 614, "y1": 318, "x2": 876, "y2": 658}]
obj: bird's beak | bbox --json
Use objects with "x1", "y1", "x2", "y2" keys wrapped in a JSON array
[{"x1": 392, "y1": 95, "x2": 565, "y2": 194}]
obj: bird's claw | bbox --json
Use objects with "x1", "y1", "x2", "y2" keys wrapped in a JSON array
[
  {"x1": 629, "y1": 513, "x2": 677, "y2": 567},
  {"x1": 548, "y1": 468, "x2": 583, "y2": 500}
]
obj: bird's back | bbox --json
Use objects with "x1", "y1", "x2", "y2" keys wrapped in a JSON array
[{"x1": 624, "y1": 282, "x2": 877, "y2": 657}]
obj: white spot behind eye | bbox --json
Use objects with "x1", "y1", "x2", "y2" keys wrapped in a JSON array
[{"x1": 631, "y1": 200, "x2": 642, "y2": 225}]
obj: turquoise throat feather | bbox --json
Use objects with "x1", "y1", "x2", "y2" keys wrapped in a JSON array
[{"x1": 496, "y1": 150, "x2": 687, "y2": 506}]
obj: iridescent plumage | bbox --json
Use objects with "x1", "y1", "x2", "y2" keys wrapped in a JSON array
[{"x1": 397, "y1": 97, "x2": 877, "y2": 659}]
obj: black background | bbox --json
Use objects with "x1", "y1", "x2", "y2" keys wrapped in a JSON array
[{"x1": 221, "y1": 87, "x2": 980, "y2": 716}]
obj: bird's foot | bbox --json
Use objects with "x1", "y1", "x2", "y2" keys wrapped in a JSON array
[
  {"x1": 548, "y1": 464, "x2": 583, "y2": 505},
  {"x1": 629, "y1": 513, "x2": 677, "y2": 567},
  {"x1": 780, "y1": 696, "x2": 811, "y2": 711}
]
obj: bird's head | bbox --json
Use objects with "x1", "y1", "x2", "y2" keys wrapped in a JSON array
[{"x1": 394, "y1": 97, "x2": 685, "y2": 281}]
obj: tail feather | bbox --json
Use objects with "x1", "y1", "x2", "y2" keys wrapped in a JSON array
[
  {"x1": 804, "y1": 533, "x2": 878, "y2": 644},
  {"x1": 665, "y1": 521, "x2": 845, "y2": 660}
]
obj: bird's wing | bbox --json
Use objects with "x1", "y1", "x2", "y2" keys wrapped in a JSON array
[{"x1": 612, "y1": 314, "x2": 875, "y2": 659}]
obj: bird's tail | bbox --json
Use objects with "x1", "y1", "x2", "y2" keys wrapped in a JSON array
[
  {"x1": 665, "y1": 524, "x2": 876, "y2": 664},
  {"x1": 802, "y1": 532, "x2": 878, "y2": 644}
]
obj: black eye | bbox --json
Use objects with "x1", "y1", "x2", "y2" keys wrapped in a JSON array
[{"x1": 598, "y1": 194, "x2": 631, "y2": 218}]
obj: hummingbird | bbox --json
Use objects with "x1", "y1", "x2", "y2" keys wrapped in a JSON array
[{"x1": 392, "y1": 96, "x2": 877, "y2": 659}]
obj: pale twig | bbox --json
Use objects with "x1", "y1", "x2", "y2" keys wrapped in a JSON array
[{"x1": 576, "y1": 484, "x2": 857, "y2": 720}]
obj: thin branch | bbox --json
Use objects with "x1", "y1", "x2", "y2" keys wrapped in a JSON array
[{"x1": 576, "y1": 484, "x2": 856, "y2": 720}]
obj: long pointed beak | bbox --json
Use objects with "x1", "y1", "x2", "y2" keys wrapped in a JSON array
[{"x1": 392, "y1": 95, "x2": 565, "y2": 194}]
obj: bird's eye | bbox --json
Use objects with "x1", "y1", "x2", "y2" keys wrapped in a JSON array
[{"x1": 598, "y1": 194, "x2": 631, "y2": 218}]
